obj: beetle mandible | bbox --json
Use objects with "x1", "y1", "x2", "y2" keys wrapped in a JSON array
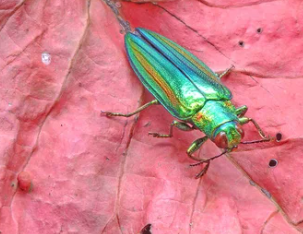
[{"x1": 102, "y1": 28, "x2": 272, "y2": 178}]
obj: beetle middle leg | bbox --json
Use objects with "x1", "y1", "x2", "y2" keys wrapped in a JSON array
[
  {"x1": 149, "y1": 120, "x2": 195, "y2": 138},
  {"x1": 236, "y1": 105, "x2": 248, "y2": 117},
  {"x1": 101, "y1": 99, "x2": 159, "y2": 117},
  {"x1": 187, "y1": 136, "x2": 208, "y2": 161}
]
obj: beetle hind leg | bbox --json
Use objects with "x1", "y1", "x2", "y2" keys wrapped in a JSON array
[
  {"x1": 149, "y1": 120, "x2": 195, "y2": 138},
  {"x1": 217, "y1": 65, "x2": 235, "y2": 79},
  {"x1": 101, "y1": 99, "x2": 159, "y2": 117}
]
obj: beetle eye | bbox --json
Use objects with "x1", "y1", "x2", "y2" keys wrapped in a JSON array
[
  {"x1": 236, "y1": 123, "x2": 245, "y2": 138},
  {"x1": 214, "y1": 132, "x2": 228, "y2": 149}
]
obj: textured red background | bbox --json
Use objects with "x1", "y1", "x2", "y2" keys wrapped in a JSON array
[{"x1": 1, "y1": 0, "x2": 303, "y2": 233}]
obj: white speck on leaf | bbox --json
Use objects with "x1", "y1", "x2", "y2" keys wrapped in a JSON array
[{"x1": 41, "y1": 52, "x2": 51, "y2": 65}]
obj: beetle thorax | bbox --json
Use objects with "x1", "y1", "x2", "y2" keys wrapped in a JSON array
[{"x1": 191, "y1": 100, "x2": 238, "y2": 139}]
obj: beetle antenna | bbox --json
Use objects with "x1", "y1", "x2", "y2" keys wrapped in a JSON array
[{"x1": 190, "y1": 150, "x2": 227, "y2": 167}]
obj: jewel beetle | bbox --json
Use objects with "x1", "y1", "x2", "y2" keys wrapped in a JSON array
[{"x1": 102, "y1": 28, "x2": 272, "y2": 178}]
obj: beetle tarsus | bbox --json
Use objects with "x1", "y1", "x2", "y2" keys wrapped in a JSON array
[
  {"x1": 218, "y1": 65, "x2": 235, "y2": 79},
  {"x1": 100, "y1": 99, "x2": 159, "y2": 118},
  {"x1": 240, "y1": 138, "x2": 271, "y2": 145},
  {"x1": 148, "y1": 132, "x2": 171, "y2": 138},
  {"x1": 195, "y1": 162, "x2": 210, "y2": 179},
  {"x1": 100, "y1": 111, "x2": 113, "y2": 117}
]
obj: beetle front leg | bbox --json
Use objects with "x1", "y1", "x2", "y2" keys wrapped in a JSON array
[
  {"x1": 149, "y1": 120, "x2": 195, "y2": 138},
  {"x1": 190, "y1": 150, "x2": 227, "y2": 178},
  {"x1": 187, "y1": 136, "x2": 212, "y2": 178},
  {"x1": 239, "y1": 117, "x2": 267, "y2": 138},
  {"x1": 239, "y1": 117, "x2": 272, "y2": 144},
  {"x1": 101, "y1": 99, "x2": 159, "y2": 117},
  {"x1": 186, "y1": 136, "x2": 208, "y2": 161},
  {"x1": 194, "y1": 162, "x2": 210, "y2": 179}
]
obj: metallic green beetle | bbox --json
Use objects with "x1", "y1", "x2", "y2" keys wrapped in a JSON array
[{"x1": 102, "y1": 28, "x2": 271, "y2": 178}]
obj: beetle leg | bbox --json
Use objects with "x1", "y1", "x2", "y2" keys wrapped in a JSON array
[
  {"x1": 186, "y1": 136, "x2": 208, "y2": 161},
  {"x1": 239, "y1": 117, "x2": 272, "y2": 144},
  {"x1": 101, "y1": 99, "x2": 159, "y2": 117},
  {"x1": 236, "y1": 105, "x2": 248, "y2": 117},
  {"x1": 239, "y1": 117, "x2": 267, "y2": 138},
  {"x1": 190, "y1": 150, "x2": 227, "y2": 167},
  {"x1": 149, "y1": 120, "x2": 195, "y2": 138},
  {"x1": 194, "y1": 162, "x2": 210, "y2": 179},
  {"x1": 189, "y1": 147, "x2": 228, "y2": 178},
  {"x1": 217, "y1": 65, "x2": 235, "y2": 79}
]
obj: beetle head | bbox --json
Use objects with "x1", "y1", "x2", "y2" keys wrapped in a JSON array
[{"x1": 212, "y1": 121, "x2": 244, "y2": 151}]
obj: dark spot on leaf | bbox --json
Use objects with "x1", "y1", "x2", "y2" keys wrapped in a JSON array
[
  {"x1": 269, "y1": 159, "x2": 278, "y2": 168},
  {"x1": 140, "y1": 224, "x2": 152, "y2": 234},
  {"x1": 238, "y1": 41, "x2": 244, "y2": 47},
  {"x1": 276, "y1": 132, "x2": 282, "y2": 142},
  {"x1": 257, "y1": 28, "x2": 262, "y2": 33}
]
